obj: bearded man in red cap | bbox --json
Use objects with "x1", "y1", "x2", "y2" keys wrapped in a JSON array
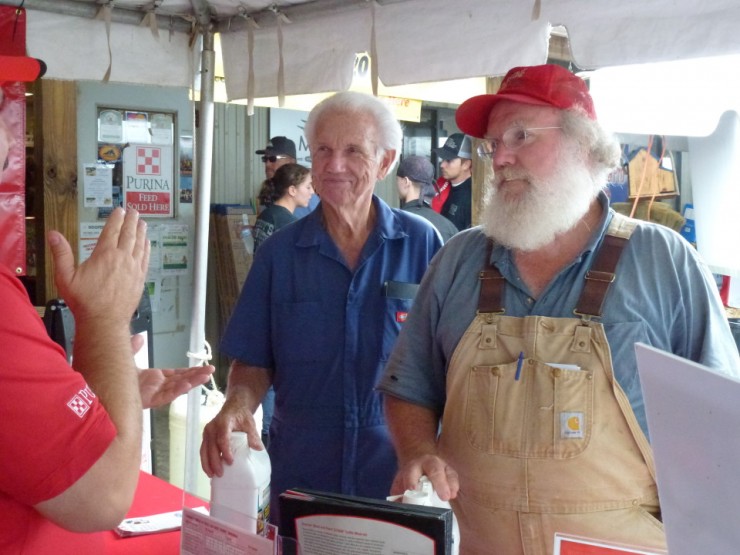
[{"x1": 379, "y1": 64, "x2": 740, "y2": 554}]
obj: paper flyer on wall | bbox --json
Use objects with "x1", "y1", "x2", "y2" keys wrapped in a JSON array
[
  {"x1": 83, "y1": 164, "x2": 113, "y2": 207},
  {"x1": 279, "y1": 488, "x2": 452, "y2": 555}
]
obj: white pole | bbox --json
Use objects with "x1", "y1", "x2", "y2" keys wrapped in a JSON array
[{"x1": 183, "y1": 26, "x2": 216, "y2": 496}]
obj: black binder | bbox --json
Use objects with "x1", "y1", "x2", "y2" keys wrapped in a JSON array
[{"x1": 279, "y1": 488, "x2": 453, "y2": 555}]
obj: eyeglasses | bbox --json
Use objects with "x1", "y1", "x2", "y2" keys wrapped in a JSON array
[
  {"x1": 262, "y1": 154, "x2": 290, "y2": 163},
  {"x1": 476, "y1": 126, "x2": 561, "y2": 158}
]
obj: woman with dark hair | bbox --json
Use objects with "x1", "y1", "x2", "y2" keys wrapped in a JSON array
[{"x1": 252, "y1": 163, "x2": 313, "y2": 252}]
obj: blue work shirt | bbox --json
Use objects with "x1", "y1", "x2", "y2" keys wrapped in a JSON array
[
  {"x1": 379, "y1": 192, "x2": 740, "y2": 438},
  {"x1": 221, "y1": 195, "x2": 442, "y2": 522}
]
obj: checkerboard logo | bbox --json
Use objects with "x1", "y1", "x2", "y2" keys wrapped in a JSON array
[
  {"x1": 136, "y1": 146, "x2": 161, "y2": 176},
  {"x1": 67, "y1": 394, "x2": 91, "y2": 418}
]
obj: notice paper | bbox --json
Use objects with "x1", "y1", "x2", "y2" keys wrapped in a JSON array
[
  {"x1": 180, "y1": 507, "x2": 275, "y2": 555},
  {"x1": 279, "y1": 488, "x2": 451, "y2": 555},
  {"x1": 554, "y1": 534, "x2": 666, "y2": 555},
  {"x1": 295, "y1": 514, "x2": 433, "y2": 555}
]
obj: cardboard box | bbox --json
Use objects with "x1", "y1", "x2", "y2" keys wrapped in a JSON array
[
  {"x1": 211, "y1": 204, "x2": 256, "y2": 331},
  {"x1": 628, "y1": 149, "x2": 678, "y2": 199}
]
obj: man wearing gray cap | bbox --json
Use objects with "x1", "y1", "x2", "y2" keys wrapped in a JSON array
[
  {"x1": 434, "y1": 133, "x2": 473, "y2": 230},
  {"x1": 396, "y1": 156, "x2": 459, "y2": 243}
]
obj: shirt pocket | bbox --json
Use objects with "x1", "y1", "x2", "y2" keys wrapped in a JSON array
[
  {"x1": 380, "y1": 281, "x2": 419, "y2": 361},
  {"x1": 465, "y1": 358, "x2": 594, "y2": 459}
]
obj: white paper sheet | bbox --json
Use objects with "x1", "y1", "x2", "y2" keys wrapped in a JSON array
[{"x1": 635, "y1": 343, "x2": 740, "y2": 555}]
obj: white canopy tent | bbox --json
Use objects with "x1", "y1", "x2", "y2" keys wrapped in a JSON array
[
  {"x1": 14, "y1": 1, "x2": 740, "y2": 98},
  {"x1": 6, "y1": 0, "x2": 740, "y2": 494}
]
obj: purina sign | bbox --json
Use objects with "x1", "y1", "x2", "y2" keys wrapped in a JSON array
[{"x1": 123, "y1": 144, "x2": 175, "y2": 217}]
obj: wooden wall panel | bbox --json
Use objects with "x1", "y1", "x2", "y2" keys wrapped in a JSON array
[
  {"x1": 39, "y1": 80, "x2": 77, "y2": 301},
  {"x1": 211, "y1": 103, "x2": 267, "y2": 206}
]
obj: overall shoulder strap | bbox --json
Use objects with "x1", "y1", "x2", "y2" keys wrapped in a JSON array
[
  {"x1": 574, "y1": 212, "x2": 638, "y2": 318},
  {"x1": 477, "y1": 240, "x2": 506, "y2": 314}
]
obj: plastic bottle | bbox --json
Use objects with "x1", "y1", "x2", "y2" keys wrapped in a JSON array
[
  {"x1": 401, "y1": 476, "x2": 460, "y2": 555},
  {"x1": 209, "y1": 431, "x2": 271, "y2": 534},
  {"x1": 169, "y1": 388, "x2": 226, "y2": 499},
  {"x1": 240, "y1": 225, "x2": 254, "y2": 256}
]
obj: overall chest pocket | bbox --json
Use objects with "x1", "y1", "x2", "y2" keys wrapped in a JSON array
[{"x1": 465, "y1": 359, "x2": 594, "y2": 459}]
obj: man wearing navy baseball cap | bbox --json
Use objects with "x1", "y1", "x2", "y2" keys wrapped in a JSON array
[
  {"x1": 381, "y1": 64, "x2": 739, "y2": 553},
  {"x1": 255, "y1": 136, "x2": 297, "y2": 179},
  {"x1": 254, "y1": 136, "x2": 298, "y2": 212},
  {"x1": 254, "y1": 136, "x2": 318, "y2": 217}
]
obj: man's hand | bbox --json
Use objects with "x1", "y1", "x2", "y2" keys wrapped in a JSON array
[
  {"x1": 200, "y1": 396, "x2": 260, "y2": 477},
  {"x1": 391, "y1": 454, "x2": 460, "y2": 502},
  {"x1": 384, "y1": 395, "x2": 459, "y2": 502},
  {"x1": 139, "y1": 365, "x2": 215, "y2": 409},
  {"x1": 130, "y1": 334, "x2": 215, "y2": 409},
  {"x1": 48, "y1": 207, "x2": 150, "y2": 325}
]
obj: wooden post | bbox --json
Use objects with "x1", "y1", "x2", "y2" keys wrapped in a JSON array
[
  {"x1": 37, "y1": 79, "x2": 77, "y2": 301},
  {"x1": 471, "y1": 75, "x2": 504, "y2": 227}
]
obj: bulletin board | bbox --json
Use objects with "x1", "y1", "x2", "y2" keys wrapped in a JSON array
[{"x1": 94, "y1": 107, "x2": 177, "y2": 218}]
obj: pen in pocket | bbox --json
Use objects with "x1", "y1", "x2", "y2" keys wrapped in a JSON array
[{"x1": 515, "y1": 351, "x2": 524, "y2": 381}]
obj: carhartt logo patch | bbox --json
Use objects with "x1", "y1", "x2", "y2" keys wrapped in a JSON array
[
  {"x1": 560, "y1": 412, "x2": 584, "y2": 439},
  {"x1": 396, "y1": 311, "x2": 408, "y2": 323}
]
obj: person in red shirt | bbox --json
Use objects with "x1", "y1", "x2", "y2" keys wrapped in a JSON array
[
  {"x1": 0, "y1": 58, "x2": 213, "y2": 554},
  {"x1": 432, "y1": 133, "x2": 473, "y2": 230},
  {"x1": 430, "y1": 175, "x2": 450, "y2": 214}
]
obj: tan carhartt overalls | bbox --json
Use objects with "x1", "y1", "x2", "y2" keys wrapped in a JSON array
[{"x1": 439, "y1": 214, "x2": 667, "y2": 554}]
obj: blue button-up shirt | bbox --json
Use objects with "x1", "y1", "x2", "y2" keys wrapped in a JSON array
[
  {"x1": 221, "y1": 196, "x2": 442, "y2": 520},
  {"x1": 379, "y1": 193, "x2": 740, "y2": 438}
]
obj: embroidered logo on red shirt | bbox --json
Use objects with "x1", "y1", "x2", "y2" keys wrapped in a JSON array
[
  {"x1": 67, "y1": 385, "x2": 97, "y2": 418},
  {"x1": 396, "y1": 311, "x2": 408, "y2": 323}
]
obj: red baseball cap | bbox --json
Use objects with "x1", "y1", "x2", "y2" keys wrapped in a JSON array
[
  {"x1": 0, "y1": 54, "x2": 46, "y2": 82},
  {"x1": 456, "y1": 64, "x2": 596, "y2": 138}
]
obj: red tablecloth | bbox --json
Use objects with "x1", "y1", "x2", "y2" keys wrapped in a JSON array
[{"x1": 104, "y1": 471, "x2": 207, "y2": 554}]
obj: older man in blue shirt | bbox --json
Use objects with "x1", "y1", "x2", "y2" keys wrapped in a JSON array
[{"x1": 201, "y1": 91, "x2": 442, "y2": 525}]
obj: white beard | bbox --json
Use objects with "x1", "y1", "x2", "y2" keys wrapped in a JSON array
[{"x1": 481, "y1": 149, "x2": 604, "y2": 251}]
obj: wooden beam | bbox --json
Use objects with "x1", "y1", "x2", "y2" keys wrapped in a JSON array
[{"x1": 38, "y1": 79, "x2": 77, "y2": 301}]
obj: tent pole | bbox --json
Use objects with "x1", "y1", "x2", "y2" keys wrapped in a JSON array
[{"x1": 183, "y1": 27, "x2": 216, "y2": 496}]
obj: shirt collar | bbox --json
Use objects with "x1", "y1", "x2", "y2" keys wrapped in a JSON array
[{"x1": 295, "y1": 195, "x2": 407, "y2": 248}]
